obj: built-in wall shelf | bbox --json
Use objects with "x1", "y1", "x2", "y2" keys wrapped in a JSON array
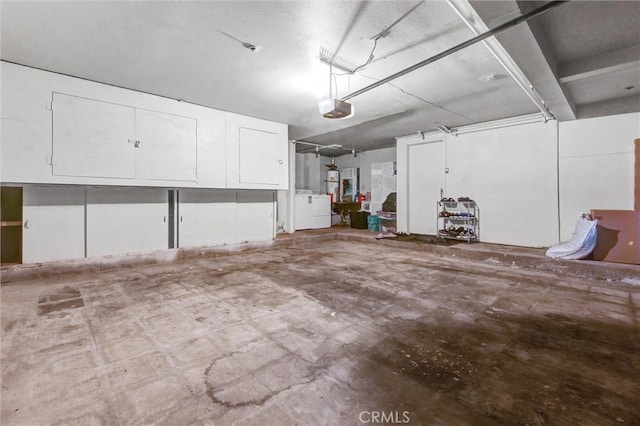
[{"x1": 1, "y1": 187, "x2": 23, "y2": 265}]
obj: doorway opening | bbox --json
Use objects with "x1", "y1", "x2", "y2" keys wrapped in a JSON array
[{"x1": 1, "y1": 186, "x2": 23, "y2": 265}]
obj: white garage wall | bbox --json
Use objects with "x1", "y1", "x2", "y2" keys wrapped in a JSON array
[
  {"x1": 397, "y1": 112, "x2": 638, "y2": 248},
  {"x1": 558, "y1": 112, "x2": 639, "y2": 240},
  {"x1": 333, "y1": 147, "x2": 396, "y2": 196},
  {"x1": 446, "y1": 120, "x2": 559, "y2": 247},
  {"x1": 295, "y1": 153, "x2": 323, "y2": 192},
  {"x1": 22, "y1": 185, "x2": 86, "y2": 263}
]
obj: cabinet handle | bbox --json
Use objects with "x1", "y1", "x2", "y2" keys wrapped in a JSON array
[
  {"x1": 163, "y1": 216, "x2": 166, "y2": 223},
  {"x1": 24, "y1": 220, "x2": 29, "y2": 229},
  {"x1": 278, "y1": 159, "x2": 283, "y2": 165},
  {"x1": 180, "y1": 216, "x2": 183, "y2": 222}
]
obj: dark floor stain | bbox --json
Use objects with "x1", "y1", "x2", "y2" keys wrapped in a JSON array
[
  {"x1": 38, "y1": 297, "x2": 84, "y2": 315},
  {"x1": 395, "y1": 233, "x2": 465, "y2": 246},
  {"x1": 255, "y1": 252, "x2": 640, "y2": 425},
  {"x1": 37, "y1": 286, "x2": 85, "y2": 315},
  {"x1": 358, "y1": 315, "x2": 640, "y2": 425}
]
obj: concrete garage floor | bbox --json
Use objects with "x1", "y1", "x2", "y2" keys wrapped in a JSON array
[{"x1": 2, "y1": 239, "x2": 639, "y2": 425}]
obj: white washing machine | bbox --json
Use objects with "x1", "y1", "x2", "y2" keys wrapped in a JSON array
[{"x1": 294, "y1": 193, "x2": 331, "y2": 230}]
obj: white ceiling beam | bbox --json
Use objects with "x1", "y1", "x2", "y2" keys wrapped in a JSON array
[
  {"x1": 558, "y1": 45, "x2": 640, "y2": 83},
  {"x1": 575, "y1": 94, "x2": 640, "y2": 119},
  {"x1": 466, "y1": 0, "x2": 576, "y2": 120},
  {"x1": 446, "y1": 0, "x2": 555, "y2": 120}
]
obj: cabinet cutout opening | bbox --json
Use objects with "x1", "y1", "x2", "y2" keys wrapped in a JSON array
[{"x1": 1, "y1": 186, "x2": 23, "y2": 265}]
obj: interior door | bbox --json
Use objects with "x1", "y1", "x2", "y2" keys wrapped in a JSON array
[{"x1": 407, "y1": 140, "x2": 445, "y2": 235}]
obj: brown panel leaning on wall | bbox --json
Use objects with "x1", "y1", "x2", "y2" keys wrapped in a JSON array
[{"x1": 635, "y1": 139, "x2": 639, "y2": 211}]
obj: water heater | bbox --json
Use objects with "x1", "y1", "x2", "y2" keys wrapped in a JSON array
[{"x1": 326, "y1": 170, "x2": 339, "y2": 204}]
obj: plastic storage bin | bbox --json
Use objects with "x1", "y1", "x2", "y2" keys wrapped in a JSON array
[
  {"x1": 376, "y1": 211, "x2": 397, "y2": 233},
  {"x1": 367, "y1": 215, "x2": 379, "y2": 232}
]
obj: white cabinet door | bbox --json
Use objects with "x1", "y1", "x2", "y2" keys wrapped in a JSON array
[
  {"x1": 134, "y1": 108, "x2": 198, "y2": 182},
  {"x1": 239, "y1": 127, "x2": 282, "y2": 185},
  {"x1": 178, "y1": 189, "x2": 236, "y2": 248},
  {"x1": 86, "y1": 188, "x2": 168, "y2": 257},
  {"x1": 227, "y1": 113, "x2": 288, "y2": 189},
  {"x1": 52, "y1": 93, "x2": 135, "y2": 179},
  {"x1": 52, "y1": 92, "x2": 199, "y2": 183},
  {"x1": 22, "y1": 186, "x2": 86, "y2": 263},
  {"x1": 236, "y1": 191, "x2": 275, "y2": 242}
]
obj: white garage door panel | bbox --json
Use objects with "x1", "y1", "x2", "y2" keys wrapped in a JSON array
[
  {"x1": 87, "y1": 188, "x2": 167, "y2": 257},
  {"x1": 52, "y1": 93, "x2": 135, "y2": 179},
  {"x1": 236, "y1": 191, "x2": 275, "y2": 242},
  {"x1": 135, "y1": 109, "x2": 197, "y2": 181},
  {"x1": 22, "y1": 186, "x2": 86, "y2": 263},
  {"x1": 178, "y1": 190, "x2": 237, "y2": 247},
  {"x1": 408, "y1": 141, "x2": 445, "y2": 235},
  {"x1": 239, "y1": 128, "x2": 281, "y2": 185}
]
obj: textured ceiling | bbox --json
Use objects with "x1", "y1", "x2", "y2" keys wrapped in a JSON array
[{"x1": 1, "y1": 1, "x2": 638, "y2": 152}]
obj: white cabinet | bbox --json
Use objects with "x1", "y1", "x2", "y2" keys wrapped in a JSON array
[
  {"x1": 134, "y1": 108, "x2": 197, "y2": 181},
  {"x1": 226, "y1": 113, "x2": 288, "y2": 190},
  {"x1": 86, "y1": 188, "x2": 168, "y2": 257},
  {"x1": 177, "y1": 189, "x2": 237, "y2": 248},
  {"x1": 52, "y1": 93, "x2": 197, "y2": 182},
  {"x1": 22, "y1": 186, "x2": 86, "y2": 263},
  {"x1": 52, "y1": 93, "x2": 136, "y2": 179},
  {"x1": 236, "y1": 190, "x2": 276, "y2": 242},
  {"x1": 176, "y1": 189, "x2": 275, "y2": 248}
]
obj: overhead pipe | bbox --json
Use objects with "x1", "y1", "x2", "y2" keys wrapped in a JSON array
[
  {"x1": 291, "y1": 139, "x2": 362, "y2": 155},
  {"x1": 340, "y1": 1, "x2": 569, "y2": 104}
]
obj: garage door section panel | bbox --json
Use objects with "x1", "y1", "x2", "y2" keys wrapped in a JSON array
[
  {"x1": 135, "y1": 108, "x2": 198, "y2": 181},
  {"x1": 52, "y1": 93, "x2": 135, "y2": 179}
]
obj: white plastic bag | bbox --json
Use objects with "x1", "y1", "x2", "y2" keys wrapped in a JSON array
[{"x1": 546, "y1": 216, "x2": 598, "y2": 260}]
